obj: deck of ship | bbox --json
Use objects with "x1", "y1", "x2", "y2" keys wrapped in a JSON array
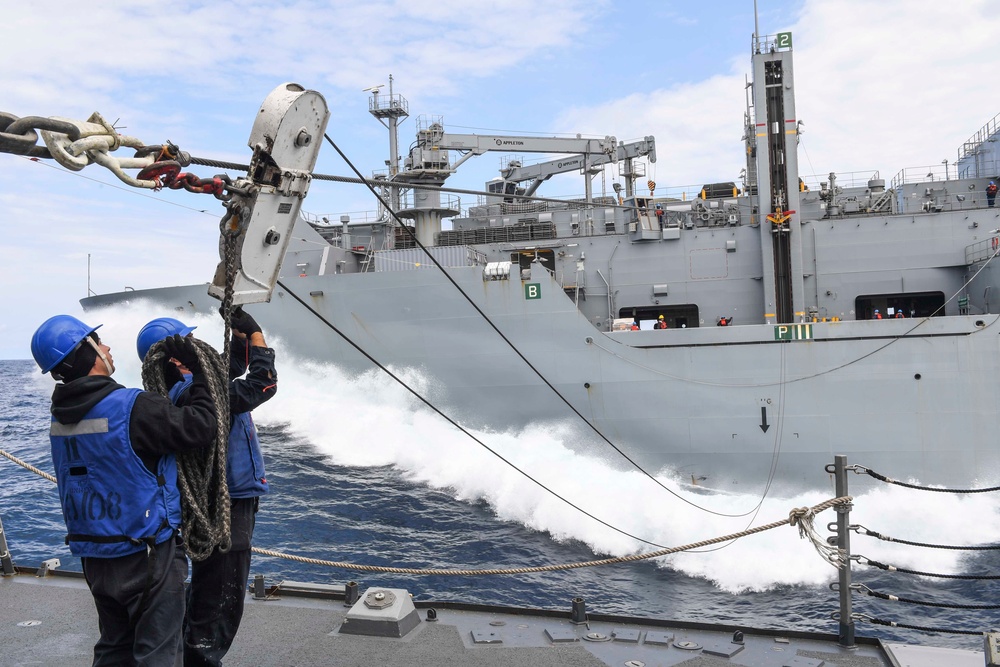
[{"x1": 0, "y1": 566, "x2": 986, "y2": 667}]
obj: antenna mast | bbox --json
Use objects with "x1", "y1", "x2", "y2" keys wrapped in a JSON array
[{"x1": 753, "y1": 0, "x2": 760, "y2": 52}]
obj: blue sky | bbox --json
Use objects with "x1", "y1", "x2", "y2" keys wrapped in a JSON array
[{"x1": 2, "y1": 0, "x2": 999, "y2": 359}]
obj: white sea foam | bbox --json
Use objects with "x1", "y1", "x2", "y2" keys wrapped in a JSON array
[{"x1": 82, "y1": 302, "x2": 1000, "y2": 594}]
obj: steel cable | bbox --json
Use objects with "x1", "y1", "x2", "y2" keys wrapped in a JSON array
[
  {"x1": 858, "y1": 556, "x2": 1000, "y2": 580},
  {"x1": 857, "y1": 615, "x2": 985, "y2": 636},
  {"x1": 859, "y1": 467, "x2": 1000, "y2": 493},
  {"x1": 851, "y1": 525, "x2": 1000, "y2": 551},
  {"x1": 858, "y1": 585, "x2": 1000, "y2": 610}
]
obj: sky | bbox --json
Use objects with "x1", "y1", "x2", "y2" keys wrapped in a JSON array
[{"x1": 2, "y1": 0, "x2": 999, "y2": 360}]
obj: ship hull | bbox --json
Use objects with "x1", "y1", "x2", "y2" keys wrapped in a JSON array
[{"x1": 82, "y1": 266, "x2": 1000, "y2": 495}]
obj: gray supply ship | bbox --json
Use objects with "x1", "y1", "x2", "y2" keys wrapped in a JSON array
[{"x1": 83, "y1": 32, "x2": 1000, "y2": 494}]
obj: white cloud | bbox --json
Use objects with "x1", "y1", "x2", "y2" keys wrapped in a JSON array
[{"x1": 556, "y1": 0, "x2": 1000, "y2": 190}]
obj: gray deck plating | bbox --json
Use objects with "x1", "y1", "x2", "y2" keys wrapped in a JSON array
[{"x1": 0, "y1": 569, "x2": 985, "y2": 666}]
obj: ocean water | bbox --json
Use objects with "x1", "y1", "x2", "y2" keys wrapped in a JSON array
[{"x1": 3, "y1": 310, "x2": 1000, "y2": 652}]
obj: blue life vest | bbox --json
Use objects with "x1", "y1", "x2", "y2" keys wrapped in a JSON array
[
  {"x1": 50, "y1": 388, "x2": 180, "y2": 558},
  {"x1": 170, "y1": 377, "x2": 268, "y2": 498}
]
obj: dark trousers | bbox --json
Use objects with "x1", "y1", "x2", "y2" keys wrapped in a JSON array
[
  {"x1": 82, "y1": 533, "x2": 187, "y2": 667},
  {"x1": 184, "y1": 497, "x2": 257, "y2": 666}
]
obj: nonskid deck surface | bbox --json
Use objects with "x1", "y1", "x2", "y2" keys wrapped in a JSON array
[{"x1": 0, "y1": 569, "x2": 985, "y2": 667}]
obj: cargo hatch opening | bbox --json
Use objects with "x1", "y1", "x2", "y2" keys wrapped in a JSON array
[
  {"x1": 619, "y1": 304, "x2": 700, "y2": 329},
  {"x1": 855, "y1": 292, "x2": 945, "y2": 320}
]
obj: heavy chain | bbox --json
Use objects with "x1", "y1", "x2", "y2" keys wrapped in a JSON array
[{"x1": 0, "y1": 110, "x2": 234, "y2": 198}]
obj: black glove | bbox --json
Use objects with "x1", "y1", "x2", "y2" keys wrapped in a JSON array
[
  {"x1": 162, "y1": 334, "x2": 201, "y2": 372},
  {"x1": 224, "y1": 306, "x2": 262, "y2": 337}
]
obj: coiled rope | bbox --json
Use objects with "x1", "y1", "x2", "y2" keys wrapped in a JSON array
[
  {"x1": 135, "y1": 205, "x2": 240, "y2": 562},
  {"x1": 0, "y1": 449, "x2": 850, "y2": 576},
  {"x1": 141, "y1": 337, "x2": 232, "y2": 562}
]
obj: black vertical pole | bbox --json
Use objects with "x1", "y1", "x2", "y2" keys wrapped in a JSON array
[
  {"x1": 0, "y1": 514, "x2": 15, "y2": 576},
  {"x1": 834, "y1": 455, "x2": 855, "y2": 647}
]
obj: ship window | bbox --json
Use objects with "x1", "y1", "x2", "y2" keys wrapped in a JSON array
[
  {"x1": 619, "y1": 304, "x2": 699, "y2": 329},
  {"x1": 855, "y1": 291, "x2": 945, "y2": 320}
]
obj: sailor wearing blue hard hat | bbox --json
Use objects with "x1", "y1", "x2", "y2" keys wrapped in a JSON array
[
  {"x1": 138, "y1": 308, "x2": 277, "y2": 665},
  {"x1": 30, "y1": 314, "x2": 218, "y2": 665},
  {"x1": 136, "y1": 316, "x2": 197, "y2": 362},
  {"x1": 31, "y1": 314, "x2": 112, "y2": 380}
]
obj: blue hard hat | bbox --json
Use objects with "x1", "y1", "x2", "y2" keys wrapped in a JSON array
[
  {"x1": 31, "y1": 315, "x2": 102, "y2": 374},
  {"x1": 136, "y1": 318, "x2": 197, "y2": 361}
]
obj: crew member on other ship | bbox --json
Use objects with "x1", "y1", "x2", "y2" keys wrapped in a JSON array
[
  {"x1": 987, "y1": 180, "x2": 997, "y2": 208},
  {"x1": 873, "y1": 309, "x2": 883, "y2": 320},
  {"x1": 653, "y1": 315, "x2": 667, "y2": 329},
  {"x1": 137, "y1": 308, "x2": 277, "y2": 667},
  {"x1": 31, "y1": 315, "x2": 217, "y2": 667}
]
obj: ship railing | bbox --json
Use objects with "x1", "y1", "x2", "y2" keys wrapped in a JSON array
[
  {"x1": 753, "y1": 33, "x2": 793, "y2": 54},
  {"x1": 648, "y1": 183, "x2": 715, "y2": 202},
  {"x1": 957, "y1": 111, "x2": 1000, "y2": 162},
  {"x1": 415, "y1": 114, "x2": 445, "y2": 135},
  {"x1": 895, "y1": 191, "x2": 987, "y2": 214},
  {"x1": 965, "y1": 236, "x2": 1000, "y2": 265},
  {"x1": 470, "y1": 194, "x2": 617, "y2": 213},
  {"x1": 889, "y1": 164, "x2": 953, "y2": 189},
  {"x1": 397, "y1": 190, "x2": 462, "y2": 213},
  {"x1": 801, "y1": 170, "x2": 881, "y2": 191},
  {"x1": 303, "y1": 210, "x2": 385, "y2": 225},
  {"x1": 368, "y1": 93, "x2": 409, "y2": 116}
]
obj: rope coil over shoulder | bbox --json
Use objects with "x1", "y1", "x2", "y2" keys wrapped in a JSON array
[
  {"x1": 141, "y1": 337, "x2": 232, "y2": 561},
  {"x1": 136, "y1": 207, "x2": 240, "y2": 562}
]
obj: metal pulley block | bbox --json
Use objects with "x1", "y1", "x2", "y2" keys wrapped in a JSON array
[{"x1": 209, "y1": 83, "x2": 330, "y2": 305}]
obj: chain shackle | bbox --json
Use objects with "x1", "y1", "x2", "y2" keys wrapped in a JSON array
[
  {"x1": 0, "y1": 109, "x2": 240, "y2": 199},
  {"x1": 0, "y1": 113, "x2": 67, "y2": 158}
]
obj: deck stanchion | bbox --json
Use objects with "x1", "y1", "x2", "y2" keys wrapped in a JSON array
[{"x1": 832, "y1": 455, "x2": 855, "y2": 648}]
